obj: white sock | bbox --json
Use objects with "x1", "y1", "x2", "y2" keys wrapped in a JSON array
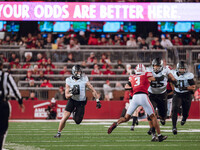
[{"x1": 158, "y1": 134, "x2": 161, "y2": 137}]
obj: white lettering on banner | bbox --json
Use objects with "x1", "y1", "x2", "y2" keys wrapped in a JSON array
[
  {"x1": 107, "y1": 5, "x2": 114, "y2": 19},
  {"x1": 148, "y1": 5, "x2": 178, "y2": 19},
  {"x1": 53, "y1": 5, "x2": 62, "y2": 18},
  {"x1": 3, "y1": 4, "x2": 13, "y2": 18},
  {"x1": 115, "y1": 5, "x2": 121, "y2": 18},
  {"x1": 129, "y1": 5, "x2": 136, "y2": 19},
  {"x1": 34, "y1": 5, "x2": 44, "y2": 18},
  {"x1": 62, "y1": 5, "x2": 69, "y2": 18},
  {"x1": 22, "y1": 5, "x2": 30, "y2": 18},
  {"x1": 90, "y1": 5, "x2": 96, "y2": 18},
  {"x1": 73, "y1": 5, "x2": 81, "y2": 18},
  {"x1": 13, "y1": 4, "x2": 21, "y2": 18},
  {"x1": 136, "y1": 5, "x2": 144, "y2": 19},
  {"x1": 44, "y1": 5, "x2": 53, "y2": 18},
  {"x1": 0, "y1": 5, "x2": 3, "y2": 17},
  {"x1": 34, "y1": 108, "x2": 47, "y2": 118},
  {"x1": 100, "y1": 5, "x2": 107, "y2": 18},
  {"x1": 122, "y1": 5, "x2": 129, "y2": 18},
  {"x1": 82, "y1": 5, "x2": 89, "y2": 18}
]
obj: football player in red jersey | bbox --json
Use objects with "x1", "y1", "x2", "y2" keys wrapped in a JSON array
[{"x1": 108, "y1": 64, "x2": 168, "y2": 142}]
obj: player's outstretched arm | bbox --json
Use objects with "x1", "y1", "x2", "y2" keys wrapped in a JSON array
[
  {"x1": 124, "y1": 83, "x2": 132, "y2": 90},
  {"x1": 86, "y1": 82, "x2": 101, "y2": 109},
  {"x1": 65, "y1": 84, "x2": 73, "y2": 99}
]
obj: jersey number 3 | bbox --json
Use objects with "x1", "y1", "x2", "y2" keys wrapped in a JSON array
[{"x1": 134, "y1": 77, "x2": 140, "y2": 86}]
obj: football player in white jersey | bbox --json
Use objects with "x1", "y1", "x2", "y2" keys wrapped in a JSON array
[
  {"x1": 171, "y1": 61, "x2": 195, "y2": 135},
  {"x1": 147, "y1": 58, "x2": 176, "y2": 141},
  {"x1": 54, "y1": 65, "x2": 101, "y2": 138}
]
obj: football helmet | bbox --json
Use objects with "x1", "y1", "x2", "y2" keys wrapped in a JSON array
[
  {"x1": 135, "y1": 64, "x2": 146, "y2": 74},
  {"x1": 177, "y1": 61, "x2": 187, "y2": 75},
  {"x1": 152, "y1": 58, "x2": 163, "y2": 73},
  {"x1": 72, "y1": 65, "x2": 82, "y2": 80}
]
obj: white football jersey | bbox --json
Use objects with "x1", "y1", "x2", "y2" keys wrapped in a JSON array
[
  {"x1": 171, "y1": 70, "x2": 194, "y2": 93},
  {"x1": 66, "y1": 75, "x2": 89, "y2": 101},
  {"x1": 147, "y1": 66, "x2": 171, "y2": 94}
]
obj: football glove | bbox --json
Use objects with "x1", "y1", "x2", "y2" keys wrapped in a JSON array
[
  {"x1": 96, "y1": 101, "x2": 101, "y2": 109},
  {"x1": 70, "y1": 85, "x2": 80, "y2": 95}
]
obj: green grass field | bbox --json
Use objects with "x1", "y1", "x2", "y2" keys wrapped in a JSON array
[{"x1": 4, "y1": 120, "x2": 200, "y2": 150}]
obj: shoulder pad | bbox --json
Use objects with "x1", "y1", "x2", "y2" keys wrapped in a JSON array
[{"x1": 185, "y1": 72, "x2": 194, "y2": 79}]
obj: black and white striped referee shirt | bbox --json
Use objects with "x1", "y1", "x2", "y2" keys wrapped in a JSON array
[{"x1": 0, "y1": 70, "x2": 22, "y2": 103}]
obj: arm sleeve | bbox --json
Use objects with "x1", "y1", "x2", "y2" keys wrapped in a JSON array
[
  {"x1": 7, "y1": 74, "x2": 22, "y2": 104},
  {"x1": 188, "y1": 79, "x2": 195, "y2": 85},
  {"x1": 127, "y1": 81, "x2": 132, "y2": 87}
]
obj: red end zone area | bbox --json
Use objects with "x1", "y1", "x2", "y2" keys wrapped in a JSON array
[{"x1": 9, "y1": 100, "x2": 200, "y2": 119}]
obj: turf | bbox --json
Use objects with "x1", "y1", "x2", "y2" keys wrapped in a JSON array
[{"x1": 4, "y1": 120, "x2": 200, "y2": 150}]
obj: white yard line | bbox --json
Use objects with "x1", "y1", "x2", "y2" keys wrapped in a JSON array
[{"x1": 4, "y1": 143, "x2": 45, "y2": 150}]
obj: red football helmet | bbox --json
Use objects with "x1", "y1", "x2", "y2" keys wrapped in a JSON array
[{"x1": 135, "y1": 64, "x2": 146, "y2": 74}]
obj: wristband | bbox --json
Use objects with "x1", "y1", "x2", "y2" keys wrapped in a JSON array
[{"x1": 96, "y1": 99, "x2": 100, "y2": 102}]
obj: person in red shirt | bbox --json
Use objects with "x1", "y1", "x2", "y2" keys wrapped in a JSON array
[
  {"x1": 108, "y1": 64, "x2": 168, "y2": 142},
  {"x1": 44, "y1": 65, "x2": 54, "y2": 75},
  {"x1": 22, "y1": 62, "x2": 31, "y2": 69},
  {"x1": 103, "y1": 66, "x2": 115, "y2": 75},
  {"x1": 88, "y1": 34, "x2": 98, "y2": 45},
  {"x1": 91, "y1": 64, "x2": 102, "y2": 75},
  {"x1": 194, "y1": 87, "x2": 200, "y2": 101},
  {"x1": 10, "y1": 58, "x2": 21, "y2": 69},
  {"x1": 27, "y1": 92, "x2": 38, "y2": 101},
  {"x1": 38, "y1": 58, "x2": 47, "y2": 69},
  {"x1": 24, "y1": 71, "x2": 34, "y2": 81},
  {"x1": 47, "y1": 58, "x2": 55, "y2": 69},
  {"x1": 59, "y1": 66, "x2": 70, "y2": 75},
  {"x1": 45, "y1": 98, "x2": 57, "y2": 119},
  {"x1": 40, "y1": 79, "x2": 53, "y2": 88}
]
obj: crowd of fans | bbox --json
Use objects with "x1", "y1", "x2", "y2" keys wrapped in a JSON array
[{"x1": 1, "y1": 31, "x2": 200, "y2": 50}]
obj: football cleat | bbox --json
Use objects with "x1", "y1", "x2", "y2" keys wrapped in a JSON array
[
  {"x1": 151, "y1": 136, "x2": 158, "y2": 142},
  {"x1": 147, "y1": 128, "x2": 152, "y2": 135},
  {"x1": 130, "y1": 126, "x2": 134, "y2": 131},
  {"x1": 160, "y1": 119, "x2": 166, "y2": 125},
  {"x1": 181, "y1": 118, "x2": 186, "y2": 126},
  {"x1": 108, "y1": 122, "x2": 117, "y2": 134},
  {"x1": 54, "y1": 132, "x2": 61, "y2": 138},
  {"x1": 158, "y1": 135, "x2": 168, "y2": 142},
  {"x1": 172, "y1": 128, "x2": 177, "y2": 135}
]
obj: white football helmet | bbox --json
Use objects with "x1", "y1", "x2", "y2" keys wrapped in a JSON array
[{"x1": 135, "y1": 64, "x2": 146, "y2": 74}]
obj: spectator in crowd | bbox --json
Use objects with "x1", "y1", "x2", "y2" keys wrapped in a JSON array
[
  {"x1": 36, "y1": 41, "x2": 44, "y2": 49},
  {"x1": 66, "y1": 38, "x2": 80, "y2": 50},
  {"x1": 100, "y1": 53, "x2": 111, "y2": 64},
  {"x1": 160, "y1": 34, "x2": 173, "y2": 48},
  {"x1": 172, "y1": 36, "x2": 183, "y2": 46},
  {"x1": 9, "y1": 58, "x2": 21, "y2": 69},
  {"x1": 87, "y1": 52, "x2": 96, "y2": 63},
  {"x1": 88, "y1": 34, "x2": 98, "y2": 45},
  {"x1": 115, "y1": 82, "x2": 124, "y2": 91},
  {"x1": 38, "y1": 58, "x2": 47, "y2": 69},
  {"x1": 102, "y1": 62, "x2": 112, "y2": 69},
  {"x1": 19, "y1": 36, "x2": 27, "y2": 48},
  {"x1": 89, "y1": 57, "x2": 98, "y2": 69},
  {"x1": 26, "y1": 33, "x2": 36, "y2": 49},
  {"x1": 137, "y1": 36, "x2": 142, "y2": 45},
  {"x1": 114, "y1": 60, "x2": 125, "y2": 69},
  {"x1": 3, "y1": 35, "x2": 11, "y2": 45},
  {"x1": 59, "y1": 66, "x2": 70, "y2": 75},
  {"x1": 91, "y1": 64, "x2": 102, "y2": 75},
  {"x1": 194, "y1": 87, "x2": 200, "y2": 101},
  {"x1": 107, "y1": 38, "x2": 115, "y2": 45},
  {"x1": 122, "y1": 64, "x2": 133, "y2": 75},
  {"x1": 77, "y1": 31, "x2": 87, "y2": 45},
  {"x1": 36, "y1": 70, "x2": 47, "y2": 81},
  {"x1": 54, "y1": 86, "x2": 66, "y2": 100},
  {"x1": 57, "y1": 37, "x2": 65, "y2": 49},
  {"x1": 32, "y1": 65, "x2": 40, "y2": 75},
  {"x1": 81, "y1": 60, "x2": 88, "y2": 69},
  {"x1": 40, "y1": 79, "x2": 53, "y2": 87},
  {"x1": 47, "y1": 58, "x2": 55, "y2": 69},
  {"x1": 99, "y1": 37, "x2": 107, "y2": 45},
  {"x1": 22, "y1": 61, "x2": 31, "y2": 69},
  {"x1": 45, "y1": 37, "x2": 53, "y2": 47},
  {"x1": 24, "y1": 52, "x2": 33, "y2": 62},
  {"x1": 153, "y1": 41, "x2": 163, "y2": 49},
  {"x1": 27, "y1": 92, "x2": 38, "y2": 101},
  {"x1": 121, "y1": 35, "x2": 128, "y2": 45},
  {"x1": 103, "y1": 80, "x2": 113, "y2": 101},
  {"x1": 63, "y1": 52, "x2": 75, "y2": 63},
  {"x1": 189, "y1": 37, "x2": 197, "y2": 45},
  {"x1": 146, "y1": 32, "x2": 154, "y2": 47},
  {"x1": 28, "y1": 80, "x2": 36, "y2": 87},
  {"x1": 103, "y1": 66, "x2": 115, "y2": 75},
  {"x1": 37, "y1": 53, "x2": 43, "y2": 62},
  {"x1": 139, "y1": 39, "x2": 149, "y2": 50},
  {"x1": 0, "y1": 53, "x2": 8, "y2": 62},
  {"x1": 44, "y1": 65, "x2": 54, "y2": 75},
  {"x1": 151, "y1": 37, "x2": 159, "y2": 46},
  {"x1": 127, "y1": 35, "x2": 137, "y2": 47},
  {"x1": 9, "y1": 53, "x2": 17, "y2": 62},
  {"x1": 24, "y1": 71, "x2": 34, "y2": 81},
  {"x1": 45, "y1": 98, "x2": 57, "y2": 120}
]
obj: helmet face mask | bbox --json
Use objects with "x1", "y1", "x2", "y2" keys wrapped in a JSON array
[
  {"x1": 72, "y1": 65, "x2": 82, "y2": 80},
  {"x1": 152, "y1": 58, "x2": 163, "y2": 73},
  {"x1": 135, "y1": 64, "x2": 146, "y2": 74},
  {"x1": 177, "y1": 61, "x2": 187, "y2": 75}
]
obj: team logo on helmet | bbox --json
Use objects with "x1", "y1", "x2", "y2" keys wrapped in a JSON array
[{"x1": 135, "y1": 64, "x2": 146, "y2": 74}]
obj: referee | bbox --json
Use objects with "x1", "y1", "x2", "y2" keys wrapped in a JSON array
[{"x1": 0, "y1": 58, "x2": 24, "y2": 150}]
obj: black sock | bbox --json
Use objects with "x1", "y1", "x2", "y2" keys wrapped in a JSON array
[
  {"x1": 132, "y1": 117, "x2": 138, "y2": 126},
  {"x1": 120, "y1": 108, "x2": 127, "y2": 117},
  {"x1": 152, "y1": 127, "x2": 155, "y2": 134},
  {"x1": 172, "y1": 114, "x2": 177, "y2": 128}
]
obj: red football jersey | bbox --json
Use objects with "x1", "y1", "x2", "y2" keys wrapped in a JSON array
[{"x1": 129, "y1": 72, "x2": 153, "y2": 96}]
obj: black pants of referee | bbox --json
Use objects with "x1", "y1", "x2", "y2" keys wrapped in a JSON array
[
  {"x1": 149, "y1": 92, "x2": 167, "y2": 120},
  {"x1": 172, "y1": 92, "x2": 192, "y2": 128},
  {"x1": 65, "y1": 99, "x2": 87, "y2": 125},
  {"x1": 0, "y1": 101, "x2": 10, "y2": 150}
]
